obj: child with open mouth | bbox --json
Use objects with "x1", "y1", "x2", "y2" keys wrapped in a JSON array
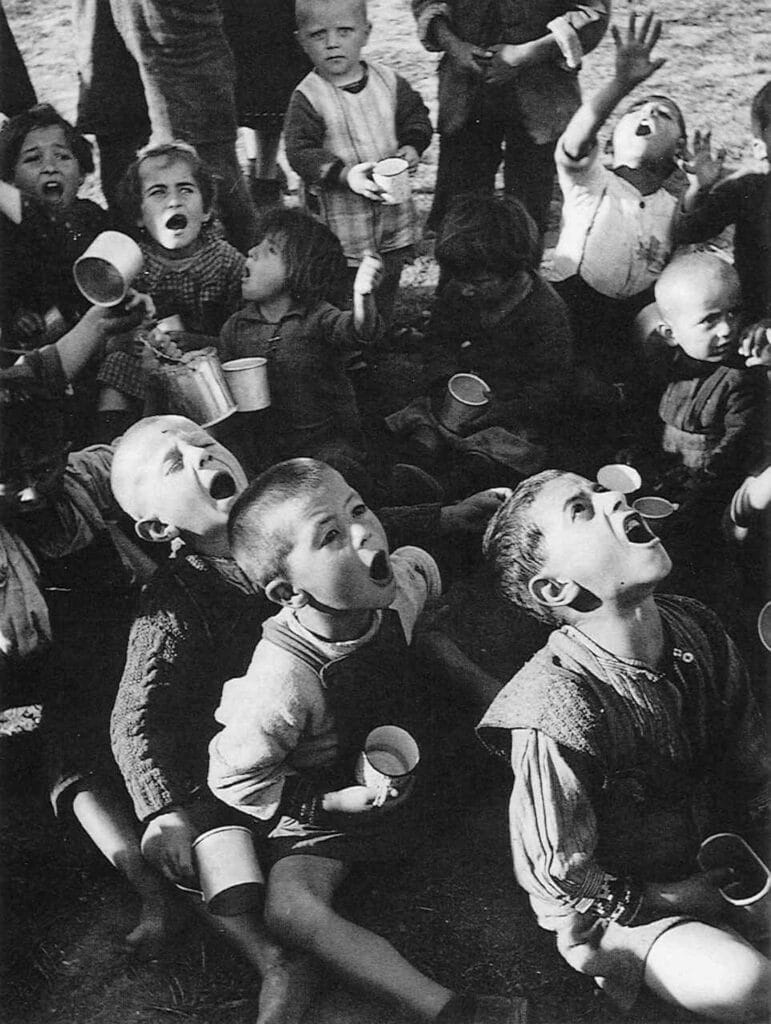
[
  {"x1": 94, "y1": 141, "x2": 245, "y2": 442},
  {"x1": 0, "y1": 103, "x2": 110, "y2": 371}
]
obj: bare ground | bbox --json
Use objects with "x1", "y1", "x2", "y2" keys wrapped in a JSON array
[{"x1": 1, "y1": 2, "x2": 770, "y2": 1022}]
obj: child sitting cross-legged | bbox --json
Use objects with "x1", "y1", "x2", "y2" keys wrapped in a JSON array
[
  {"x1": 218, "y1": 207, "x2": 384, "y2": 484},
  {"x1": 208, "y1": 458, "x2": 529, "y2": 1024},
  {"x1": 478, "y1": 469, "x2": 770, "y2": 1021}
]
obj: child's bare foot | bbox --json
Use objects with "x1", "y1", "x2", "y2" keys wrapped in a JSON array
[
  {"x1": 255, "y1": 952, "x2": 320, "y2": 1024},
  {"x1": 124, "y1": 890, "x2": 182, "y2": 956}
]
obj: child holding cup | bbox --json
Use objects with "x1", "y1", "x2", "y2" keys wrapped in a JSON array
[
  {"x1": 208, "y1": 457, "x2": 529, "y2": 1024},
  {"x1": 0, "y1": 104, "x2": 109, "y2": 356},
  {"x1": 94, "y1": 142, "x2": 245, "y2": 441},
  {"x1": 284, "y1": 0, "x2": 432, "y2": 327}
]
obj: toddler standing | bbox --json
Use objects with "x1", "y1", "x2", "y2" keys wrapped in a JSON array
[
  {"x1": 284, "y1": 0, "x2": 432, "y2": 327},
  {"x1": 550, "y1": 12, "x2": 684, "y2": 386},
  {"x1": 95, "y1": 142, "x2": 245, "y2": 440}
]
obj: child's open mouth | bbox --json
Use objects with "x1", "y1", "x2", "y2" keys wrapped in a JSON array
[
  {"x1": 369, "y1": 549, "x2": 393, "y2": 585},
  {"x1": 165, "y1": 214, "x2": 188, "y2": 231},
  {"x1": 41, "y1": 181, "x2": 63, "y2": 200},
  {"x1": 623, "y1": 512, "x2": 655, "y2": 544},
  {"x1": 209, "y1": 471, "x2": 236, "y2": 501},
  {"x1": 635, "y1": 123, "x2": 652, "y2": 136}
]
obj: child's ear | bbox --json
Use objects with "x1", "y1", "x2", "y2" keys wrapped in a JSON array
[
  {"x1": 134, "y1": 518, "x2": 179, "y2": 544},
  {"x1": 657, "y1": 321, "x2": 678, "y2": 347},
  {"x1": 264, "y1": 578, "x2": 308, "y2": 609},
  {"x1": 529, "y1": 575, "x2": 581, "y2": 610}
]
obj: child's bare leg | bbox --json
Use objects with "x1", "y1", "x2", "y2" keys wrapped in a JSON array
[
  {"x1": 203, "y1": 909, "x2": 319, "y2": 1024},
  {"x1": 265, "y1": 855, "x2": 453, "y2": 1021},
  {"x1": 644, "y1": 920, "x2": 769, "y2": 1022},
  {"x1": 69, "y1": 781, "x2": 174, "y2": 949}
]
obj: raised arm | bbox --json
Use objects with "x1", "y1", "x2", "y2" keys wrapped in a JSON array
[{"x1": 561, "y1": 11, "x2": 665, "y2": 160}]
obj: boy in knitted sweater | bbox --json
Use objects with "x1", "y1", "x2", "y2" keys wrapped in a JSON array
[
  {"x1": 478, "y1": 469, "x2": 769, "y2": 1020},
  {"x1": 284, "y1": 0, "x2": 432, "y2": 326}
]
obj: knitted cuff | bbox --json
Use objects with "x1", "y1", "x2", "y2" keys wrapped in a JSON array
[
  {"x1": 281, "y1": 775, "x2": 325, "y2": 826},
  {"x1": 593, "y1": 875, "x2": 645, "y2": 926}
]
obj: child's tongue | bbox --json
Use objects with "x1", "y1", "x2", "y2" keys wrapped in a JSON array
[
  {"x1": 41, "y1": 181, "x2": 63, "y2": 202},
  {"x1": 166, "y1": 214, "x2": 187, "y2": 231}
]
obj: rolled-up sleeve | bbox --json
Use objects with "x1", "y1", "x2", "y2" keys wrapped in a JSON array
[{"x1": 509, "y1": 729, "x2": 642, "y2": 923}]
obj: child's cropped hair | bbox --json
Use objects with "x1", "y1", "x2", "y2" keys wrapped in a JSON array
[
  {"x1": 0, "y1": 103, "x2": 94, "y2": 181},
  {"x1": 228, "y1": 457, "x2": 330, "y2": 588},
  {"x1": 435, "y1": 194, "x2": 543, "y2": 281},
  {"x1": 482, "y1": 469, "x2": 564, "y2": 626},
  {"x1": 295, "y1": 0, "x2": 368, "y2": 27},
  {"x1": 751, "y1": 80, "x2": 771, "y2": 134},
  {"x1": 118, "y1": 141, "x2": 217, "y2": 225},
  {"x1": 254, "y1": 207, "x2": 349, "y2": 307}
]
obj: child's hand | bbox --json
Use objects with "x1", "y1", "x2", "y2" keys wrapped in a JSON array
[
  {"x1": 321, "y1": 784, "x2": 395, "y2": 814},
  {"x1": 140, "y1": 808, "x2": 196, "y2": 883},
  {"x1": 738, "y1": 320, "x2": 771, "y2": 367},
  {"x1": 443, "y1": 36, "x2": 492, "y2": 76},
  {"x1": 484, "y1": 43, "x2": 534, "y2": 86},
  {"x1": 353, "y1": 253, "x2": 384, "y2": 296},
  {"x1": 611, "y1": 10, "x2": 665, "y2": 90},
  {"x1": 345, "y1": 161, "x2": 385, "y2": 203},
  {"x1": 745, "y1": 466, "x2": 771, "y2": 513},
  {"x1": 394, "y1": 145, "x2": 420, "y2": 172},
  {"x1": 439, "y1": 487, "x2": 512, "y2": 535},
  {"x1": 124, "y1": 288, "x2": 157, "y2": 322},
  {"x1": 677, "y1": 129, "x2": 727, "y2": 189}
]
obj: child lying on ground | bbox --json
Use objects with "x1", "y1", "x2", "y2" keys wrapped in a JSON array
[
  {"x1": 479, "y1": 469, "x2": 769, "y2": 1020},
  {"x1": 208, "y1": 458, "x2": 528, "y2": 1024},
  {"x1": 95, "y1": 142, "x2": 245, "y2": 440}
]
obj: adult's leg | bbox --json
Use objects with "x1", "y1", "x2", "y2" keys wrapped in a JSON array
[
  {"x1": 109, "y1": 0, "x2": 257, "y2": 253},
  {"x1": 265, "y1": 854, "x2": 454, "y2": 1020},
  {"x1": 427, "y1": 107, "x2": 505, "y2": 235},
  {"x1": 501, "y1": 120, "x2": 557, "y2": 236},
  {"x1": 644, "y1": 920, "x2": 769, "y2": 1022}
]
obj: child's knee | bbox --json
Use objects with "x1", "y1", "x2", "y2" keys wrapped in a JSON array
[{"x1": 264, "y1": 881, "x2": 328, "y2": 946}]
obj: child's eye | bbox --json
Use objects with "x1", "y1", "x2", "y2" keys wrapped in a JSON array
[
  {"x1": 321, "y1": 528, "x2": 340, "y2": 546},
  {"x1": 164, "y1": 451, "x2": 184, "y2": 474},
  {"x1": 570, "y1": 500, "x2": 591, "y2": 520},
  {"x1": 351, "y1": 503, "x2": 367, "y2": 517}
]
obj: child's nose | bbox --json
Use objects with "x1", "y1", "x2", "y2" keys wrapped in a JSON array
[
  {"x1": 597, "y1": 489, "x2": 626, "y2": 514},
  {"x1": 350, "y1": 521, "x2": 371, "y2": 548}
]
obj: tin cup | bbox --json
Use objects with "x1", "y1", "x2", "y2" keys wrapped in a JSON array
[
  {"x1": 73, "y1": 231, "x2": 143, "y2": 306},
  {"x1": 222, "y1": 357, "x2": 271, "y2": 411},
  {"x1": 438, "y1": 373, "x2": 491, "y2": 433},
  {"x1": 757, "y1": 601, "x2": 771, "y2": 653},
  {"x1": 597, "y1": 463, "x2": 642, "y2": 494},
  {"x1": 188, "y1": 826, "x2": 265, "y2": 916},
  {"x1": 354, "y1": 726, "x2": 420, "y2": 804},
  {"x1": 697, "y1": 833, "x2": 771, "y2": 930},
  {"x1": 372, "y1": 157, "x2": 411, "y2": 204},
  {"x1": 163, "y1": 347, "x2": 237, "y2": 427},
  {"x1": 632, "y1": 495, "x2": 679, "y2": 520}
]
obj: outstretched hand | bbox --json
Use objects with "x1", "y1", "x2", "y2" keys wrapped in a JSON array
[
  {"x1": 440, "y1": 487, "x2": 512, "y2": 535},
  {"x1": 738, "y1": 320, "x2": 771, "y2": 367},
  {"x1": 677, "y1": 129, "x2": 727, "y2": 188},
  {"x1": 611, "y1": 10, "x2": 665, "y2": 89},
  {"x1": 345, "y1": 162, "x2": 385, "y2": 203}
]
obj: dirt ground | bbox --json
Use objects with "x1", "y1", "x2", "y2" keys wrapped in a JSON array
[{"x1": 1, "y1": 2, "x2": 770, "y2": 1023}]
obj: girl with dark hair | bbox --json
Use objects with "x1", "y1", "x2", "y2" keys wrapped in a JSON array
[
  {"x1": 0, "y1": 103, "x2": 109, "y2": 363},
  {"x1": 218, "y1": 207, "x2": 384, "y2": 477}
]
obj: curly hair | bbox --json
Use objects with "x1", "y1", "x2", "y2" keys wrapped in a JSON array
[
  {"x1": 252, "y1": 207, "x2": 349, "y2": 307},
  {"x1": 118, "y1": 141, "x2": 217, "y2": 226},
  {"x1": 435, "y1": 193, "x2": 543, "y2": 282},
  {"x1": 751, "y1": 80, "x2": 771, "y2": 135},
  {"x1": 0, "y1": 103, "x2": 93, "y2": 182}
]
